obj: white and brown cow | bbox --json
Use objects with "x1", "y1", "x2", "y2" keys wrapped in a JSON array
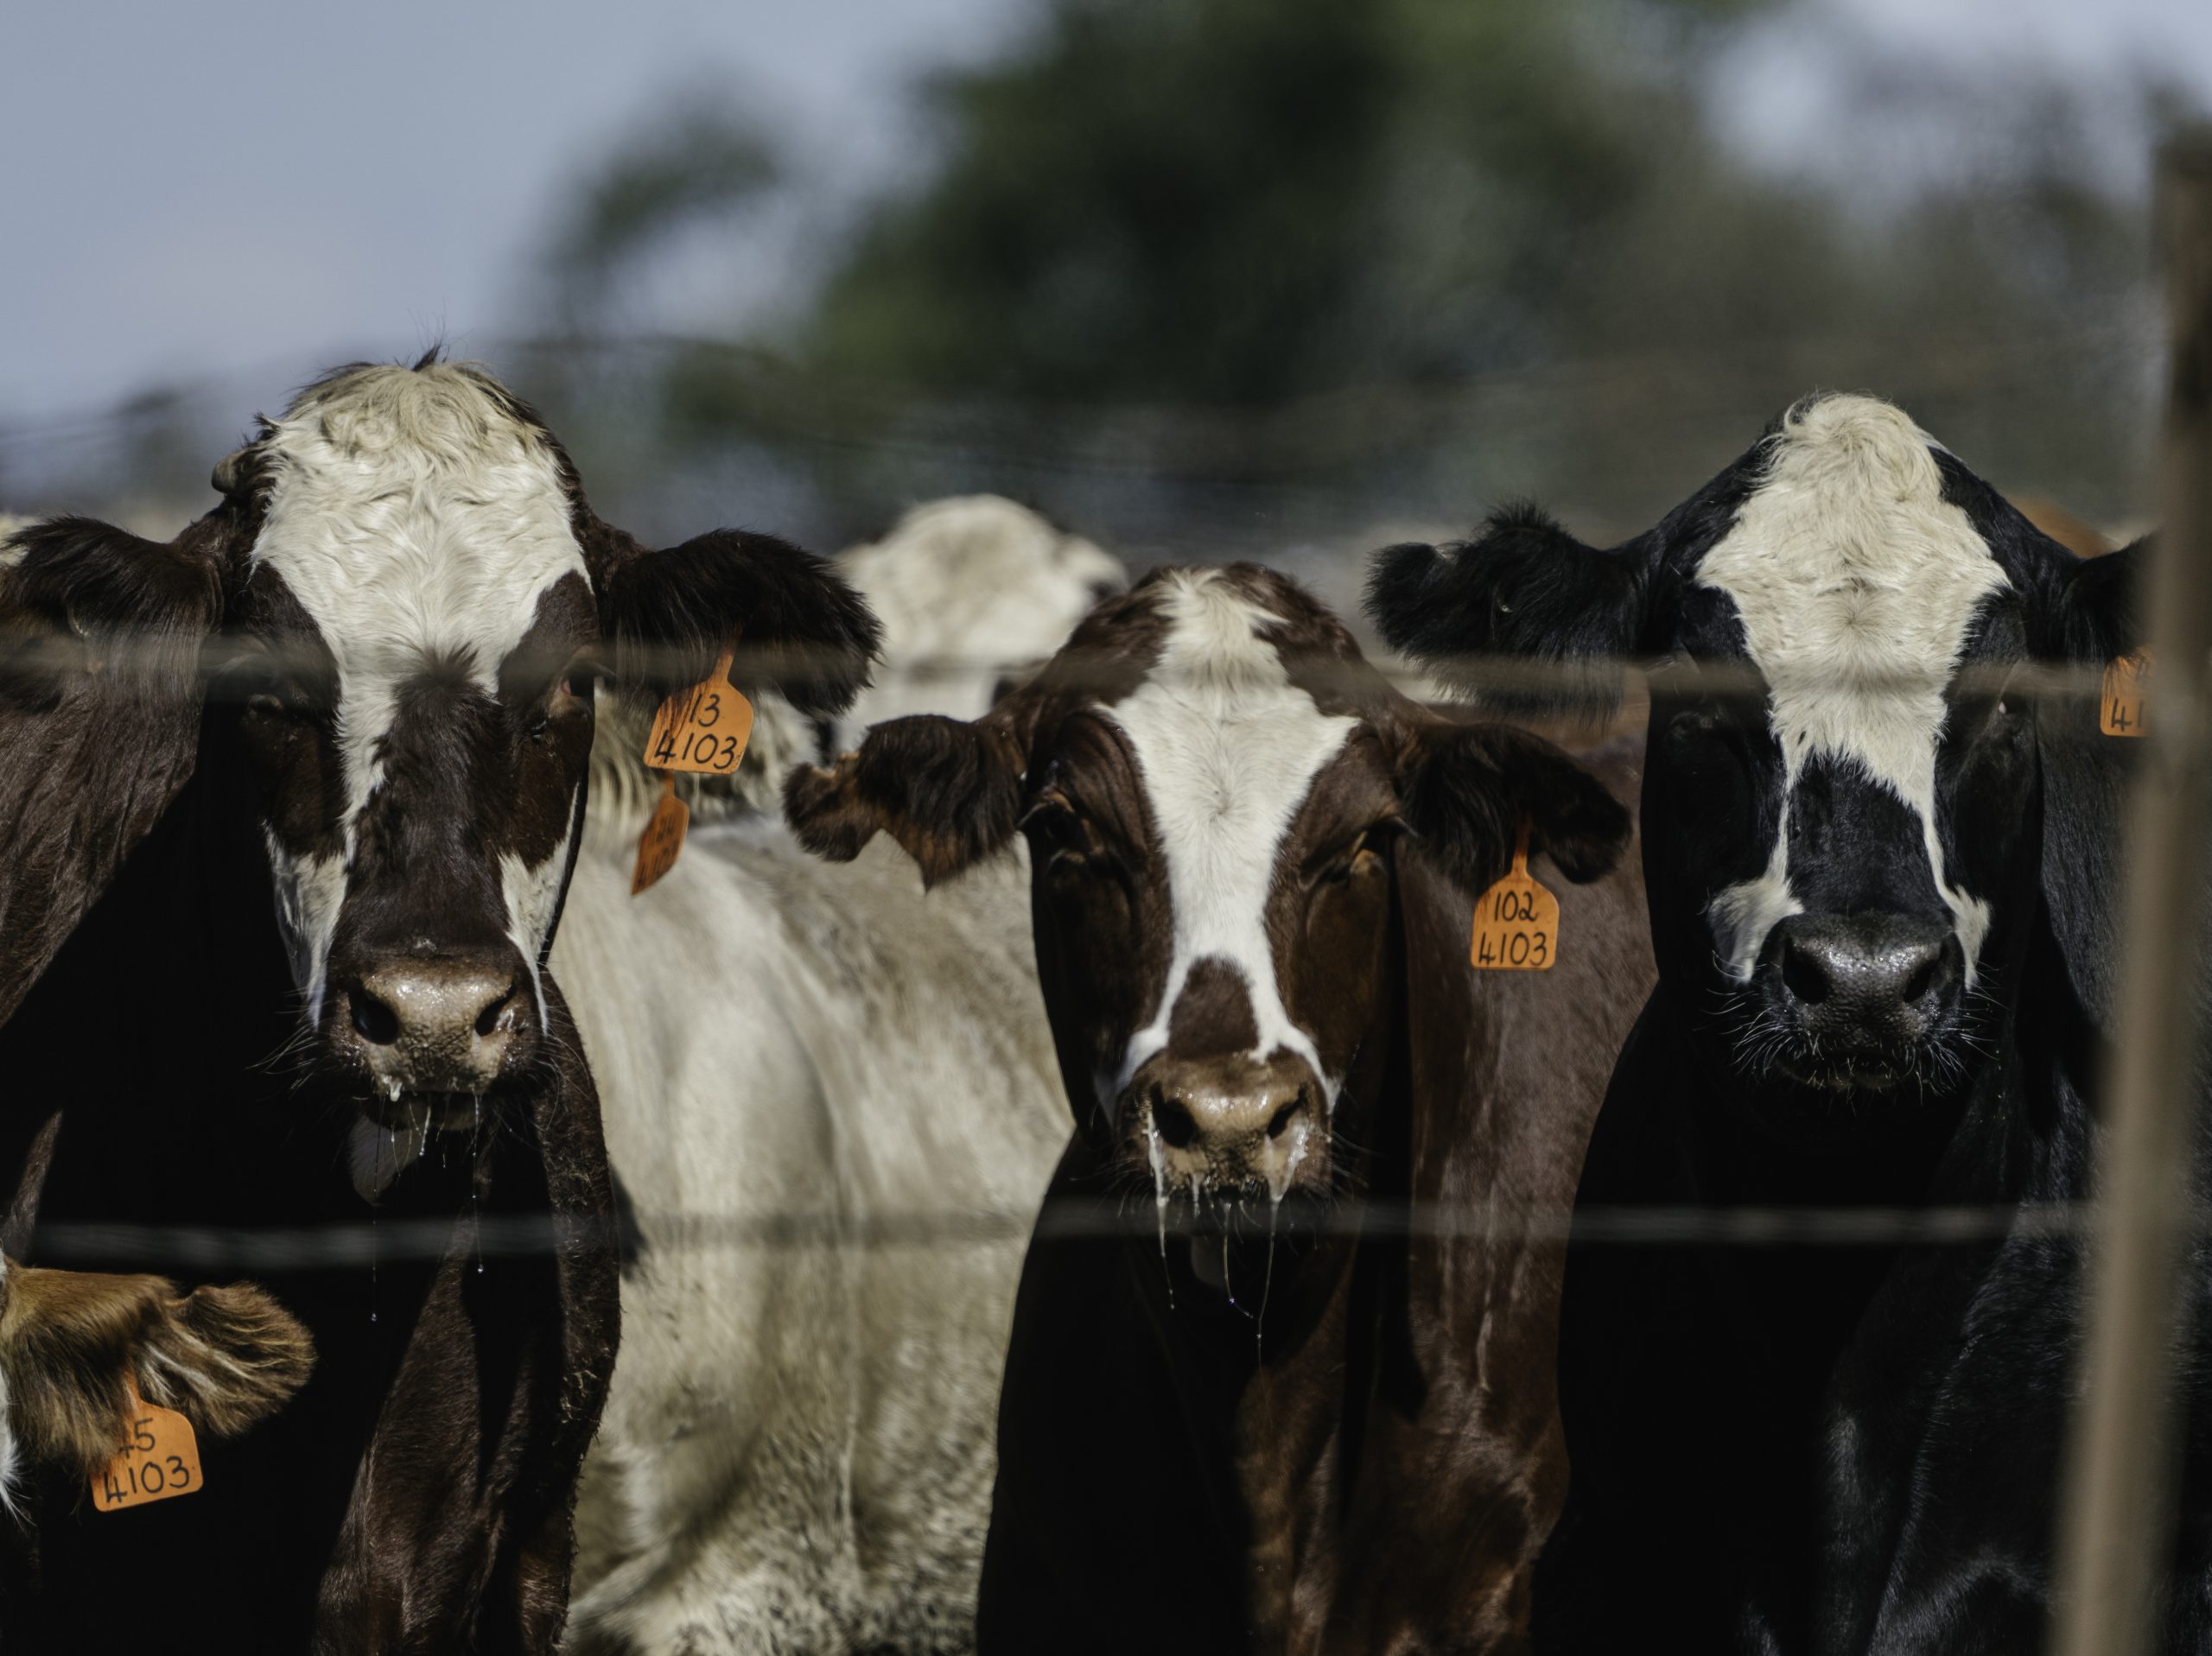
[
  {"x1": 789, "y1": 565, "x2": 1650, "y2": 1653},
  {"x1": 0, "y1": 357, "x2": 876, "y2": 1650}
]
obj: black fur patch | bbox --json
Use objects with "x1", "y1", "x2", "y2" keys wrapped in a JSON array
[
  {"x1": 1365, "y1": 506, "x2": 1648, "y2": 724},
  {"x1": 1395, "y1": 721, "x2": 1632, "y2": 895},
  {"x1": 0, "y1": 511, "x2": 237, "y2": 1021},
  {"x1": 589, "y1": 524, "x2": 882, "y2": 719}
]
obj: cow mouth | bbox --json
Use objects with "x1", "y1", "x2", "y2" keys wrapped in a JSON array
[
  {"x1": 1749, "y1": 1031, "x2": 1972, "y2": 1098},
  {"x1": 358, "y1": 1088, "x2": 499, "y2": 1135}
]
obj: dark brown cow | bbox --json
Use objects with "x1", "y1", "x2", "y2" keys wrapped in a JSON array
[
  {"x1": 788, "y1": 564, "x2": 1651, "y2": 1653},
  {"x1": 0, "y1": 357, "x2": 876, "y2": 1650}
]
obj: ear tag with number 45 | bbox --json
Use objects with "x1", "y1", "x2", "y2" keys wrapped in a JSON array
[
  {"x1": 92, "y1": 1381, "x2": 202, "y2": 1513},
  {"x1": 1471, "y1": 822, "x2": 1559, "y2": 972},
  {"x1": 2101, "y1": 646, "x2": 2152, "y2": 739},
  {"x1": 643, "y1": 642, "x2": 754, "y2": 777}
]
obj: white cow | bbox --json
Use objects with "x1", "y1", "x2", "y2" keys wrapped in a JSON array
[
  {"x1": 558, "y1": 497, "x2": 1119, "y2": 1653},
  {"x1": 832, "y1": 495, "x2": 1126, "y2": 748}
]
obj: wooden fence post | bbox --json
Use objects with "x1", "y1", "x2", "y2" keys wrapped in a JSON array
[{"x1": 2050, "y1": 129, "x2": 2212, "y2": 1656}]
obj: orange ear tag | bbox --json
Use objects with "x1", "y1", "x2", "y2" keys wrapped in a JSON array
[
  {"x1": 2100, "y1": 646, "x2": 2152, "y2": 739},
  {"x1": 643, "y1": 642, "x2": 754, "y2": 777},
  {"x1": 92, "y1": 1382, "x2": 203, "y2": 1512},
  {"x1": 632, "y1": 775, "x2": 690, "y2": 896},
  {"x1": 1471, "y1": 822, "x2": 1559, "y2": 971}
]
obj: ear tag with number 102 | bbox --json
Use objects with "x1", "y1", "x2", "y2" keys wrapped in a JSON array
[
  {"x1": 1471, "y1": 822, "x2": 1558, "y2": 971},
  {"x1": 92, "y1": 1381, "x2": 202, "y2": 1512},
  {"x1": 2101, "y1": 646, "x2": 2152, "y2": 739}
]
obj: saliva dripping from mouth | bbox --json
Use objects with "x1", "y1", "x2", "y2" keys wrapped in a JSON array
[{"x1": 1144, "y1": 1095, "x2": 1320, "y2": 1358}]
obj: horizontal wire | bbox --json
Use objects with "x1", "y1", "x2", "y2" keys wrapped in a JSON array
[
  {"x1": 0, "y1": 633, "x2": 2145, "y2": 705},
  {"x1": 16, "y1": 1199, "x2": 2115, "y2": 1270}
]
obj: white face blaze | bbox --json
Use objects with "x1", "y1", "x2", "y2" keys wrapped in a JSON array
[
  {"x1": 1694, "y1": 397, "x2": 2008, "y2": 986},
  {"x1": 1101, "y1": 570, "x2": 1358, "y2": 1120},
  {"x1": 247, "y1": 365, "x2": 590, "y2": 1019},
  {"x1": 0, "y1": 1253, "x2": 14, "y2": 1517}
]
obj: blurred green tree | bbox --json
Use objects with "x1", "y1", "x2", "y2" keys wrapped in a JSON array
[{"x1": 531, "y1": 0, "x2": 2177, "y2": 547}]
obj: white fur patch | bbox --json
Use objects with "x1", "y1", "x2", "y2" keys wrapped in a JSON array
[
  {"x1": 1103, "y1": 571, "x2": 1357, "y2": 1114},
  {"x1": 500, "y1": 812, "x2": 576, "y2": 1025},
  {"x1": 264, "y1": 830, "x2": 347, "y2": 1025},
  {"x1": 248, "y1": 365, "x2": 589, "y2": 1006},
  {"x1": 835, "y1": 495, "x2": 1127, "y2": 747},
  {"x1": 0, "y1": 1253, "x2": 16, "y2": 1519},
  {"x1": 1696, "y1": 396, "x2": 2005, "y2": 982}
]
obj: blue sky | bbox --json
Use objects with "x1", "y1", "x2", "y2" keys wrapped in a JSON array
[{"x1": 3, "y1": 0, "x2": 2206, "y2": 425}]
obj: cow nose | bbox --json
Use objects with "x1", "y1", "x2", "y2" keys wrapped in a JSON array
[
  {"x1": 1769, "y1": 914, "x2": 1961, "y2": 1044},
  {"x1": 1144, "y1": 1065, "x2": 1316, "y2": 1199},
  {"x1": 342, "y1": 960, "x2": 525, "y2": 1094}
]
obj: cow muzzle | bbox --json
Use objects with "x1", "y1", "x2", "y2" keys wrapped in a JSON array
[
  {"x1": 1129, "y1": 1052, "x2": 1324, "y2": 1205},
  {"x1": 1755, "y1": 912, "x2": 1964, "y2": 1089},
  {"x1": 334, "y1": 955, "x2": 533, "y2": 1116}
]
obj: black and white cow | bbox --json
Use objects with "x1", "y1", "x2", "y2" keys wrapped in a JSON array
[
  {"x1": 790, "y1": 565, "x2": 1649, "y2": 1653},
  {"x1": 0, "y1": 357, "x2": 875, "y2": 1650},
  {"x1": 1367, "y1": 393, "x2": 2176, "y2": 1653}
]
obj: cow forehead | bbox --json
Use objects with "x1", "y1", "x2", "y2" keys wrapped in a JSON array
[
  {"x1": 1690, "y1": 397, "x2": 2008, "y2": 795},
  {"x1": 1102, "y1": 570, "x2": 1357, "y2": 1091},
  {"x1": 247, "y1": 368, "x2": 589, "y2": 695}
]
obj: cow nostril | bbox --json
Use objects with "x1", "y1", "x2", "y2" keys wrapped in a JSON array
[
  {"x1": 474, "y1": 984, "x2": 518, "y2": 1038},
  {"x1": 1267, "y1": 1096, "x2": 1304, "y2": 1140},
  {"x1": 1153, "y1": 1091, "x2": 1198, "y2": 1151},
  {"x1": 350, "y1": 988, "x2": 400, "y2": 1047},
  {"x1": 1781, "y1": 940, "x2": 1833, "y2": 1006},
  {"x1": 1902, "y1": 958, "x2": 1936, "y2": 1003}
]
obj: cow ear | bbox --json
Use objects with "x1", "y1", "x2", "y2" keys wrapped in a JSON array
[
  {"x1": 1365, "y1": 505, "x2": 1652, "y2": 724},
  {"x1": 785, "y1": 712, "x2": 1028, "y2": 888},
  {"x1": 0, "y1": 513, "x2": 232, "y2": 1025},
  {"x1": 1395, "y1": 720, "x2": 1631, "y2": 895},
  {"x1": 582, "y1": 517, "x2": 882, "y2": 718},
  {"x1": 0, "y1": 1262, "x2": 315, "y2": 1483},
  {"x1": 2041, "y1": 532, "x2": 2145, "y2": 665}
]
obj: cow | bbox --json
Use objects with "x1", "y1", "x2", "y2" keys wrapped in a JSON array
[
  {"x1": 787, "y1": 563, "x2": 1651, "y2": 1653},
  {"x1": 556, "y1": 498, "x2": 1104, "y2": 1654},
  {"x1": 1366, "y1": 392, "x2": 2166, "y2": 1653},
  {"x1": 831, "y1": 494, "x2": 1128, "y2": 748},
  {"x1": 0, "y1": 356, "x2": 877, "y2": 1650}
]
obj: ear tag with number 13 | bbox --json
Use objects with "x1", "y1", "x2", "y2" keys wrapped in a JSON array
[
  {"x1": 643, "y1": 638, "x2": 754, "y2": 777},
  {"x1": 1471, "y1": 822, "x2": 1559, "y2": 971},
  {"x1": 632, "y1": 634, "x2": 747, "y2": 896},
  {"x1": 92, "y1": 1381, "x2": 203, "y2": 1512}
]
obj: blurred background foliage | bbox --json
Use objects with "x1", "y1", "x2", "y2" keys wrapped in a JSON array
[{"x1": 9, "y1": 0, "x2": 2194, "y2": 593}]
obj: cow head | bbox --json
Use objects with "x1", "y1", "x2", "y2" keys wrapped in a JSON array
[
  {"x1": 0, "y1": 358, "x2": 878, "y2": 1162},
  {"x1": 1369, "y1": 395, "x2": 2141, "y2": 1146},
  {"x1": 788, "y1": 565, "x2": 1627, "y2": 1231}
]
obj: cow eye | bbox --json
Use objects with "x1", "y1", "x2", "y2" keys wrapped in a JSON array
[
  {"x1": 241, "y1": 685, "x2": 321, "y2": 726},
  {"x1": 1310, "y1": 822, "x2": 1396, "y2": 887},
  {"x1": 1023, "y1": 792, "x2": 1102, "y2": 869},
  {"x1": 531, "y1": 663, "x2": 602, "y2": 738}
]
